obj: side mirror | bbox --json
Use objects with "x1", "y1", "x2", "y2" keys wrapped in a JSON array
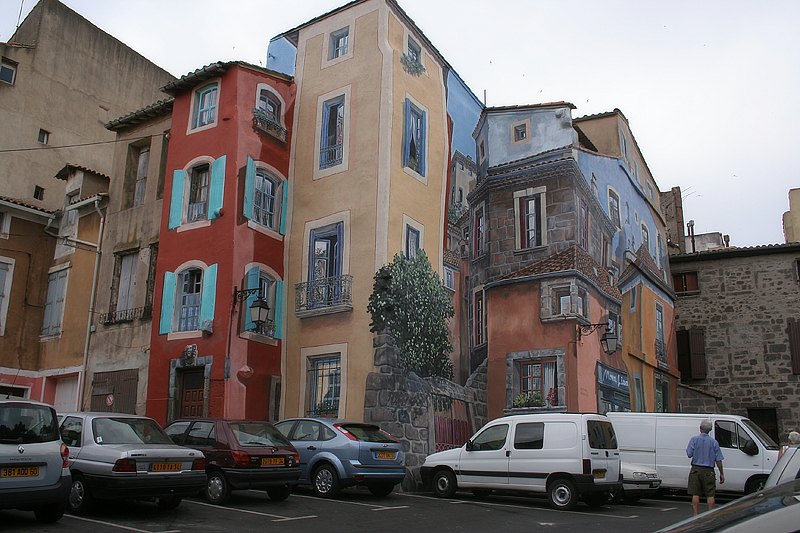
[
  {"x1": 465, "y1": 440, "x2": 474, "y2": 452},
  {"x1": 743, "y1": 440, "x2": 758, "y2": 456}
]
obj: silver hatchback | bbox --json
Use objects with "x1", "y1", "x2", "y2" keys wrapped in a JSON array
[
  {"x1": 0, "y1": 399, "x2": 71, "y2": 523},
  {"x1": 59, "y1": 412, "x2": 207, "y2": 513}
]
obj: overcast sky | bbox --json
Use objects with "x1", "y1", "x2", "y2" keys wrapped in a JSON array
[{"x1": 2, "y1": 0, "x2": 798, "y2": 247}]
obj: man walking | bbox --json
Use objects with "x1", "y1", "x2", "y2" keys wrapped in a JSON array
[{"x1": 686, "y1": 419, "x2": 725, "y2": 515}]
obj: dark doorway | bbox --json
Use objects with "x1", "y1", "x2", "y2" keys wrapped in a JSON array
[
  {"x1": 747, "y1": 407, "x2": 779, "y2": 443},
  {"x1": 179, "y1": 369, "x2": 205, "y2": 418}
]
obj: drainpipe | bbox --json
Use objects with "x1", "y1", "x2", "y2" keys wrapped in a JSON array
[{"x1": 78, "y1": 198, "x2": 105, "y2": 410}]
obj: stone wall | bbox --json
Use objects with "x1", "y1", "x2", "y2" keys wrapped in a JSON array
[{"x1": 363, "y1": 334, "x2": 488, "y2": 491}]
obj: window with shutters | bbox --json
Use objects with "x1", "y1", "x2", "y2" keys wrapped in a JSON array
[
  {"x1": 187, "y1": 164, "x2": 209, "y2": 222},
  {"x1": 676, "y1": 327, "x2": 707, "y2": 380},
  {"x1": 673, "y1": 271, "x2": 699, "y2": 295},
  {"x1": 168, "y1": 156, "x2": 225, "y2": 231},
  {"x1": 42, "y1": 268, "x2": 68, "y2": 337},
  {"x1": 514, "y1": 187, "x2": 547, "y2": 250},
  {"x1": 240, "y1": 265, "x2": 283, "y2": 340},
  {"x1": 254, "y1": 170, "x2": 278, "y2": 229},
  {"x1": 107, "y1": 252, "x2": 138, "y2": 323},
  {"x1": 159, "y1": 262, "x2": 217, "y2": 336},
  {"x1": 403, "y1": 98, "x2": 426, "y2": 177},
  {"x1": 191, "y1": 83, "x2": 218, "y2": 130},
  {"x1": 788, "y1": 318, "x2": 800, "y2": 375}
]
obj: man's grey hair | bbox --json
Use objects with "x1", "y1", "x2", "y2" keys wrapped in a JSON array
[
  {"x1": 700, "y1": 419, "x2": 712, "y2": 433},
  {"x1": 789, "y1": 431, "x2": 800, "y2": 445}
]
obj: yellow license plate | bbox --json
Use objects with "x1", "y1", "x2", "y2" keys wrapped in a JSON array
[
  {"x1": 261, "y1": 457, "x2": 285, "y2": 466},
  {"x1": 1, "y1": 466, "x2": 39, "y2": 477},
  {"x1": 151, "y1": 463, "x2": 181, "y2": 472},
  {"x1": 376, "y1": 451, "x2": 396, "y2": 460}
]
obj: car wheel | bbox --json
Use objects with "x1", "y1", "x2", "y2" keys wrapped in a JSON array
[
  {"x1": 583, "y1": 492, "x2": 608, "y2": 508},
  {"x1": 547, "y1": 478, "x2": 578, "y2": 510},
  {"x1": 367, "y1": 483, "x2": 395, "y2": 497},
  {"x1": 68, "y1": 474, "x2": 95, "y2": 514},
  {"x1": 206, "y1": 471, "x2": 231, "y2": 505},
  {"x1": 156, "y1": 496, "x2": 182, "y2": 510},
  {"x1": 313, "y1": 464, "x2": 340, "y2": 498},
  {"x1": 267, "y1": 486, "x2": 291, "y2": 502},
  {"x1": 432, "y1": 469, "x2": 457, "y2": 498},
  {"x1": 745, "y1": 476, "x2": 766, "y2": 494},
  {"x1": 472, "y1": 489, "x2": 492, "y2": 499},
  {"x1": 34, "y1": 502, "x2": 65, "y2": 523}
]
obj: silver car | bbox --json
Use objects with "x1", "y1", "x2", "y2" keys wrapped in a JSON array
[
  {"x1": 1, "y1": 399, "x2": 71, "y2": 523},
  {"x1": 274, "y1": 418, "x2": 406, "y2": 497},
  {"x1": 59, "y1": 412, "x2": 207, "y2": 513},
  {"x1": 610, "y1": 461, "x2": 661, "y2": 503}
]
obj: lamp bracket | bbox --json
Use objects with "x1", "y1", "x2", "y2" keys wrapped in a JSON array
[
  {"x1": 577, "y1": 322, "x2": 609, "y2": 340},
  {"x1": 233, "y1": 286, "x2": 261, "y2": 303}
]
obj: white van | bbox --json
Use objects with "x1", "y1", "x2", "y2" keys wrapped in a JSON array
[
  {"x1": 420, "y1": 413, "x2": 621, "y2": 510},
  {"x1": 606, "y1": 412, "x2": 780, "y2": 494}
]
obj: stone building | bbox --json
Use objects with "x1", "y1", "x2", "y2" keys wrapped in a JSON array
[{"x1": 670, "y1": 242, "x2": 800, "y2": 443}]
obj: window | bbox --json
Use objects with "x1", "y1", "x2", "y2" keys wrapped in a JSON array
[
  {"x1": 473, "y1": 206, "x2": 485, "y2": 256},
  {"x1": 579, "y1": 200, "x2": 588, "y2": 250},
  {"x1": 655, "y1": 373, "x2": 669, "y2": 412},
  {"x1": 514, "y1": 422, "x2": 544, "y2": 450},
  {"x1": 111, "y1": 252, "x2": 138, "y2": 314},
  {"x1": 193, "y1": 83, "x2": 218, "y2": 129},
  {"x1": 607, "y1": 310, "x2": 619, "y2": 339},
  {"x1": 307, "y1": 355, "x2": 341, "y2": 417},
  {"x1": 187, "y1": 164, "x2": 209, "y2": 222},
  {"x1": 42, "y1": 269, "x2": 68, "y2": 336},
  {"x1": 520, "y1": 360, "x2": 557, "y2": 401},
  {"x1": 0, "y1": 58, "x2": 16, "y2": 85},
  {"x1": 242, "y1": 268, "x2": 278, "y2": 337},
  {"x1": 608, "y1": 189, "x2": 621, "y2": 228},
  {"x1": 405, "y1": 225, "x2": 420, "y2": 259},
  {"x1": 553, "y1": 287, "x2": 570, "y2": 315},
  {"x1": 329, "y1": 27, "x2": 350, "y2": 59},
  {"x1": 625, "y1": 201, "x2": 630, "y2": 224},
  {"x1": 677, "y1": 328, "x2": 707, "y2": 380},
  {"x1": 306, "y1": 222, "x2": 345, "y2": 309},
  {"x1": 177, "y1": 268, "x2": 202, "y2": 332},
  {"x1": 258, "y1": 89, "x2": 281, "y2": 123},
  {"x1": 641, "y1": 224, "x2": 650, "y2": 254},
  {"x1": 619, "y1": 129, "x2": 628, "y2": 159},
  {"x1": 518, "y1": 192, "x2": 543, "y2": 248},
  {"x1": 474, "y1": 291, "x2": 485, "y2": 345},
  {"x1": 65, "y1": 191, "x2": 79, "y2": 227},
  {"x1": 0, "y1": 259, "x2": 13, "y2": 335},
  {"x1": 320, "y1": 95, "x2": 345, "y2": 169},
  {"x1": 673, "y1": 271, "x2": 699, "y2": 295},
  {"x1": 471, "y1": 424, "x2": 508, "y2": 451},
  {"x1": 254, "y1": 170, "x2": 278, "y2": 229},
  {"x1": 133, "y1": 146, "x2": 149, "y2": 207},
  {"x1": 144, "y1": 244, "x2": 158, "y2": 318},
  {"x1": 0, "y1": 211, "x2": 7, "y2": 238},
  {"x1": 33, "y1": 186, "x2": 44, "y2": 201},
  {"x1": 37, "y1": 129, "x2": 50, "y2": 145},
  {"x1": 479, "y1": 140, "x2": 485, "y2": 161},
  {"x1": 444, "y1": 266, "x2": 455, "y2": 291},
  {"x1": 655, "y1": 303, "x2": 666, "y2": 364},
  {"x1": 629, "y1": 285, "x2": 637, "y2": 310},
  {"x1": 577, "y1": 287, "x2": 588, "y2": 317},
  {"x1": 633, "y1": 374, "x2": 645, "y2": 411},
  {"x1": 646, "y1": 182, "x2": 654, "y2": 200},
  {"x1": 514, "y1": 123, "x2": 527, "y2": 142},
  {"x1": 403, "y1": 99, "x2": 426, "y2": 176},
  {"x1": 591, "y1": 173, "x2": 598, "y2": 198},
  {"x1": 458, "y1": 187, "x2": 464, "y2": 203},
  {"x1": 407, "y1": 36, "x2": 421, "y2": 64}
]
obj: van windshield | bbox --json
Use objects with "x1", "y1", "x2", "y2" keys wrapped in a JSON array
[
  {"x1": 741, "y1": 419, "x2": 780, "y2": 451},
  {"x1": 587, "y1": 420, "x2": 617, "y2": 449}
]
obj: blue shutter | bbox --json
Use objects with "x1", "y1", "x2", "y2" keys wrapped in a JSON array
[
  {"x1": 209, "y1": 155, "x2": 226, "y2": 219},
  {"x1": 274, "y1": 280, "x2": 284, "y2": 339},
  {"x1": 335, "y1": 222, "x2": 344, "y2": 276},
  {"x1": 419, "y1": 109, "x2": 427, "y2": 176},
  {"x1": 279, "y1": 180, "x2": 289, "y2": 235},
  {"x1": 403, "y1": 99, "x2": 412, "y2": 167},
  {"x1": 159, "y1": 271, "x2": 176, "y2": 334},
  {"x1": 243, "y1": 156, "x2": 255, "y2": 221},
  {"x1": 199, "y1": 263, "x2": 218, "y2": 327},
  {"x1": 168, "y1": 170, "x2": 185, "y2": 229},
  {"x1": 308, "y1": 228, "x2": 317, "y2": 283},
  {"x1": 244, "y1": 266, "x2": 259, "y2": 333}
]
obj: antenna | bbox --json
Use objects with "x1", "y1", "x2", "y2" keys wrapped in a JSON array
[{"x1": 15, "y1": 0, "x2": 26, "y2": 33}]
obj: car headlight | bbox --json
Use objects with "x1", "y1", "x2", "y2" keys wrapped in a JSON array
[{"x1": 631, "y1": 472, "x2": 649, "y2": 480}]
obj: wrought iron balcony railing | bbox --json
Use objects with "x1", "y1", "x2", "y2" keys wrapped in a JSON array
[
  {"x1": 295, "y1": 275, "x2": 353, "y2": 318},
  {"x1": 246, "y1": 318, "x2": 276, "y2": 338},
  {"x1": 252, "y1": 108, "x2": 288, "y2": 142},
  {"x1": 99, "y1": 305, "x2": 151, "y2": 326},
  {"x1": 655, "y1": 338, "x2": 667, "y2": 366},
  {"x1": 320, "y1": 143, "x2": 343, "y2": 169}
]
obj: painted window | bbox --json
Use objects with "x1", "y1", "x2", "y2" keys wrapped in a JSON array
[
  {"x1": 38, "y1": 129, "x2": 50, "y2": 145},
  {"x1": 113, "y1": 252, "x2": 138, "y2": 313},
  {"x1": 134, "y1": 146, "x2": 149, "y2": 207},
  {"x1": 159, "y1": 264, "x2": 217, "y2": 335},
  {"x1": 258, "y1": 89, "x2": 281, "y2": 123},
  {"x1": 0, "y1": 259, "x2": 13, "y2": 335},
  {"x1": 479, "y1": 140, "x2": 485, "y2": 161},
  {"x1": 34, "y1": 185, "x2": 44, "y2": 201},
  {"x1": 577, "y1": 287, "x2": 588, "y2": 318},
  {"x1": 579, "y1": 200, "x2": 588, "y2": 250},
  {"x1": 518, "y1": 193, "x2": 543, "y2": 249},
  {"x1": 307, "y1": 355, "x2": 341, "y2": 417},
  {"x1": 673, "y1": 271, "x2": 699, "y2": 295},
  {"x1": 655, "y1": 302, "x2": 666, "y2": 364},
  {"x1": 0, "y1": 58, "x2": 16, "y2": 85},
  {"x1": 641, "y1": 224, "x2": 650, "y2": 254},
  {"x1": 474, "y1": 291, "x2": 485, "y2": 346},
  {"x1": 407, "y1": 36, "x2": 421, "y2": 63},
  {"x1": 187, "y1": 164, "x2": 209, "y2": 222},
  {"x1": 552, "y1": 284, "x2": 587, "y2": 317},
  {"x1": 403, "y1": 99, "x2": 426, "y2": 176},
  {"x1": 629, "y1": 285, "x2": 637, "y2": 310},
  {"x1": 243, "y1": 158, "x2": 287, "y2": 234},
  {"x1": 520, "y1": 359, "x2": 557, "y2": 403},
  {"x1": 619, "y1": 129, "x2": 628, "y2": 160},
  {"x1": 242, "y1": 267, "x2": 282, "y2": 338},
  {"x1": 307, "y1": 222, "x2": 345, "y2": 308},
  {"x1": 405, "y1": 225, "x2": 420, "y2": 259},
  {"x1": 193, "y1": 83, "x2": 218, "y2": 129},
  {"x1": 0, "y1": 212, "x2": 7, "y2": 237},
  {"x1": 177, "y1": 268, "x2": 202, "y2": 332},
  {"x1": 553, "y1": 287, "x2": 570, "y2": 315},
  {"x1": 608, "y1": 189, "x2": 621, "y2": 228},
  {"x1": 42, "y1": 269, "x2": 68, "y2": 336},
  {"x1": 444, "y1": 266, "x2": 455, "y2": 291},
  {"x1": 513, "y1": 123, "x2": 527, "y2": 142},
  {"x1": 633, "y1": 374, "x2": 645, "y2": 411},
  {"x1": 254, "y1": 170, "x2": 278, "y2": 229},
  {"x1": 320, "y1": 95, "x2": 345, "y2": 169},
  {"x1": 473, "y1": 206, "x2": 486, "y2": 256},
  {"x1": 458, "y1": 187, "x2": 464, "y2": 203},
  {"x1": 591, "y1": 173, "x2": 598, "y2": 199},
  {"x1": 329, "y1": 27, "x2": 349, "y2": 59},
  {"x1": 607, "y1": 309, "x2": 619, "y2": 339},
  {"x1": 655, "y1": 373, "x2": 669, "y2": 412}
]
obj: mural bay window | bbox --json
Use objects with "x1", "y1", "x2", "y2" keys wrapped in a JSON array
[
  {"x1": 253, "y1": 88, "x2": 287, "y2": 142},
  {"x1": 168, "y1": 156, "x2": 226, "y2": 229},
  {"x1": 243, "y1": 157, "x2": 288, "y2": 235},
  {"x1": 307, "y1": 355, "x2": 341, "y2": 417},
  {"x1": 296, "y1": 222, "x2": 352, "y2": 317},
  {"x1": 473, "y1": 206, "x2": 486, "y2": 257},
  {"x1": 403, "y1": 98, "x2": 426, "y2": 176},
  {"x1": 514, "y1": 187, "x2": 546, "y2": 250},
  {"x1": 159, "y1": 264, "x2": 217, "y2": 335},
  {"x1": 241, "y1": 266, "x2": 284, "y2": 339},
  {"x1": 320, "y1": 96, "x2": 345, "y2": 169},
  {"x1": 193, "y1": 83, "x2": 218, "y2": 129}
]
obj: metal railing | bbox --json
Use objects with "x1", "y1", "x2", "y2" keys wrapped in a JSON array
[
  {"x1": 99, "y1": 305, "x2": 151, "y2": 326},
  {"x1": 252, "y1": 108, "x2": 288, "y2": 142},
  {"x1": 655, "y1": 339, "x2": 667, "y2": 365},
  {"x1": 247, "y1": 318, "x2": 276, "y2": 338},
  {"x1": 319, "y1": 143, "x2": 343, "y2": 169},
  {"x1": 295, "y1": 275, "x2": 353, "y2": 317}
]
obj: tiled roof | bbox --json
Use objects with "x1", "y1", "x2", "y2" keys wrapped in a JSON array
[
  {"x1": 573, "y1": 108, "x2": 628, "y2": 123},
  {"x1": 620, "y1": 244, "x2": 673, "y2": 296},
  {"x1": 54, "y1": 164, "x2": 110, "y2": 181},
  {"x1": 499, "y1": 244, "x2": 622, "y2": 300},
  {"x1": 485, "y1": 101, "x2": 576, "y2": 113},
  {"x1": 0, "y1": 195, "x2": 55, "y2": 214},
  {"x1": 161, "y1": 61, "x2": 292, "y2": 96},
  {"x1": 443, "y1": 248, "x2": 460, "y2": 267},
  {"x1": 106, "y1": 98, "x2": 174, "y2": 131},
  {"x1": 670, "y1": 241, "x2": 800, "y2": 263}
]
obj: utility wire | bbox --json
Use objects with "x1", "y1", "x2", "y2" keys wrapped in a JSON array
[{"x1": 0, "y1": 134, "x2": 157, "y2": 154}]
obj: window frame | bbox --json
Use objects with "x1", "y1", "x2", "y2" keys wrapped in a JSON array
[
  {"x1": 0, "y1": 57, "x2": 17, "y2": 85},
  {"x1": 514, "y1": 187, "x2": 546, "y2": 250},
  {"x1": 306, "y1": 354, "x2": 342, "y2": 417},
  {"x1": 608, "y1": 188, "x2": 621, "y2": 229},
  {"x1": 37, "y1": 129, "x2": 50, "y2": 145},
  {"x1": 176, "y1": 267, "x2": 203, "y2": 332},
  {"x1": 403, "y1": 97, "x2": 427, "y2": 179},
  {"x1": 329, "y1": 27, "x2": 350, "y2": 60},
  {"x1": 41, "y1": 267, "x2": 69, "y2": 338},
  {"x1": 190, "y1": 82, "x2": 219, "y2": 132}
]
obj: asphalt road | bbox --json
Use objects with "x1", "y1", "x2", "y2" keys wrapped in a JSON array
[{"x1": 1, "y1": 488, "x2": 726, "y2": 532}]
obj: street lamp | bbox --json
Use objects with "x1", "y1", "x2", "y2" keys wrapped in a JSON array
[
  {"x1": 577, "y1": 321, "x2": 618, "y2": 356},
  {"x1": 232, "y1": 287, "x2": 270, "y2": 327}
]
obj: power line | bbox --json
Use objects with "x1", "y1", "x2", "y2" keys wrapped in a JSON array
[{"x1": 0, "y1": 134, "x2": 158, "y2": 154}]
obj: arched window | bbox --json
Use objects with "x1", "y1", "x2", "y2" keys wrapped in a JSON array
[
  {"x1": 177, "y1": 268, "x2": 203, "y2": 332},
  {"x1": 258, "y1": 90, "x2": 281, "y2": 123},
  {"x1": 254, "y1": 170, "x2": 279, "y2": 229}
]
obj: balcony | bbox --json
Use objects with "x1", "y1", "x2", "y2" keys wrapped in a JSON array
[
  {"x1": 295, "y1": 275, "x2": 353, "y2": 318},
  {"x1": 655, "y1": 339, "x2": 668, "y2": 368},
  {"x1": 319, "y1": 143, "x2": 343, "y2": 169},
  {"x1": 252, "y1": 108, "x2": 288, "y2": 143},
  {"x1": 99, "y1": 305, "x2": 151, "y2": 326},
  {"x1": 245, "y1": 318, "x2": 275, "y2": 339}
]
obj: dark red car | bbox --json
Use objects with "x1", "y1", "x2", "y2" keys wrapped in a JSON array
[{"x1": 164, "y1": 419, "x2": 300, "y2": 504}]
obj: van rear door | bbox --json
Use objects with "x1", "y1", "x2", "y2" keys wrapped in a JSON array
[{"x1": 585, "y1": 417, "x2": 620, "y2": 486}]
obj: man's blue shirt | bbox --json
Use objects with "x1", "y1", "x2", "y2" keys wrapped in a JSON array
[{"x1": 687, "y1": 432, "x2": 724, "y2": 467}]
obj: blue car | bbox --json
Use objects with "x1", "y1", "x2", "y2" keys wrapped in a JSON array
[{"x1": 274, "y1": 418, "x2": 406, "y2": 497}]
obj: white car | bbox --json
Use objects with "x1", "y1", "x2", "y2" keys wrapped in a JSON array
[
  {"x1": 610, "y1": 461, "x2": 661, "y2": 503},
  {"x1": 765, "y1": 445, "x2": 800, "y2": 488}
]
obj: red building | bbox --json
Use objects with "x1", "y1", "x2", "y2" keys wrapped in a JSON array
[{"x1": 146, "y1": 62, "x2": 295, "y2": 424}]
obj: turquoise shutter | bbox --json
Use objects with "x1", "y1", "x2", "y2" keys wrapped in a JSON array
[
  {"x1": 402, "y1": 99, "x2": 412, "y2": 167},
  {"x1": 168, "y1": 170, "x2": 185, "y2": 229},
  {"x1": 209, "y1": 155, "x2": 226, "y2": 219},
  {"x1": 243, "y1": 156, "x2": 255, "y2": 221},
  {"x1": 199, "y1": 263, "x2": 218, "y2": 327},
  {"x1": 274, "y1": 280, "x2": 284, "y2": 339},
  {"x1": 279, "y1": 181, "x2": 289, "y2": 235},
  {"x1": 419, "y1": 109, "x2": 427, "y2": 176},
  {"x1": 244, "y1": 266, "x2": 259, "y2": 333},
  {"x1": 159, "y1": 271, "x2": 176, "y2": 334}
]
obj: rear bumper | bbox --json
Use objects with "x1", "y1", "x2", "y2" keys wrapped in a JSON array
[
  {"x1": 340, "y1": 463, "x2": 407, "y2": 487},
  {"x1": 222, "y1": 466, "x2": 301, "y2": 490},
  {"x1": 622, "y1": 478, "x2": 661, "y2": 497},
  {"x1": 84, "y1": 471, "x2": 207, "y2": 499},
  {"x1": 0, "y1": 472, "x2": 71, "y2": 510},
  {"x1": 573, "y1": 474, "x2": 621, "y2": 495}
]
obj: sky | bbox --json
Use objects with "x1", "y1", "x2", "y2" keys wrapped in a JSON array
[{"x1": 2, "y1": 0, "x2": 798, "y2": 247}]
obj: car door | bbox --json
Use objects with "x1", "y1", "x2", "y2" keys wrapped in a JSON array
[
  {"x1": 288, "y1": 420, "x2": 333, "y2": 482},
  {"x1": 183, "y1": 421, "x2": 218, "y2": 465},
  {"x1": 714, "y1": 419, "x2": 758, "y2": 491},
  {"x1": 457, "y1": 422, "x2": 509, "y2": 488},
  {"x1": 506, "y1": 421, "x2": 547, "y2": 492}
]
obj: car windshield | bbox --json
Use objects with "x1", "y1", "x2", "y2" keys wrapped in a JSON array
[
  {"x1": 742, "y1": 419, "x2": 780, "y2": 450},
  {"x1": 0, "y1": 403, "x2": 59, "y2": 444},
  {"x1": 229, "y1": 422, "x2": 291, "y2": 447},
  {"x1": 339, "y1": 424, "x2": 396, "y2": 443},
  {"x1": 92, "y1": 417, "x2": 173, "y2": 445},
  {"x1": 587, "y1": 419, "x2": 617, "y2": 450}
]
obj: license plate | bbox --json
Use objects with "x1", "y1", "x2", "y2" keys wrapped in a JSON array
[
  {"x1": 376, "y1": 451, "x2": 396, "y2": 460},
  {"x1": 592, "y1": 469, "x2": 606, "y2": 479},
  {"x1": 1, "y1": 466, "x2": 39, "y2": 477},
  {"x1": 261, "y1": 457, "x2": 285, "y2": 466},
  {"x1": 151, "y1": 463, "x2": 181, "y2": 472}
]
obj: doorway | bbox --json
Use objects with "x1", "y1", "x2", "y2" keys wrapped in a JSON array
[{"x1": 179, "y1": 369, "x2": 205, "y2": 418}]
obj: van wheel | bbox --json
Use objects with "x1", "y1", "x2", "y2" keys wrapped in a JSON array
[
  {"x1": 583, "y1": 492, "x2": 608, "y2": 508},
  {"x1": 432, "y1": 469, "x2": 457, "y2": 498},
  {"x1": 745, "y1": 476, "x2": 766, "y2": 494},
  {"x1": 548, "y1": 479, "x2": 578, "y2": 510}
]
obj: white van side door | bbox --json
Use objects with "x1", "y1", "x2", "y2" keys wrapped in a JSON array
[
  {"x1": 507, "y1": 421, "x2": 579, "y2": 493},
  {"x1": 713, "y1": 419, "x2": 760, "y2": 492},
  {"x1": 457, "y1": 422, "x2": 510, "y2": 488}
]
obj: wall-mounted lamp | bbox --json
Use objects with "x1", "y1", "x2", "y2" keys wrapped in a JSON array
[
  {"x1": 577, "y1": 322, "x2": 618, "y2": 355},
  {"x1": 232, "y1": 286, "x2": 270, "y2": 327}
]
